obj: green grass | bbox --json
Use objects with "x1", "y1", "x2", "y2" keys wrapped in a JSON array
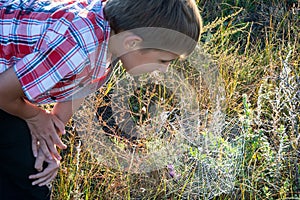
[{"x1": 52, "y1": 1, "x2": 299, "y2": 199}]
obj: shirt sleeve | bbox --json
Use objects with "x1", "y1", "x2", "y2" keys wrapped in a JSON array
[{"x1": 13, "y1": 30, "x2": 89, "y2": 102}]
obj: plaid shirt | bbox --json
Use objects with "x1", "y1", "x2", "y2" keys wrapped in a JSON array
[{"x1": 0, "y1": 0, "x2": 111, "y2": 104}]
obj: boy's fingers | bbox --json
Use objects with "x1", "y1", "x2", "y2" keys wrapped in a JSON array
[
  {"x1": 34, "y1": 153, "x2": 45, "y2": 172},
  {"x1": 52, "y1": 116, "x2": 66, "y2": 135},
  {"x1": 51, "y1": 133, "x2": 67, "y2": 150},
  {"x1": 35, "y1": 168, "x2": 58, "y2": 186},
  {"x1": 51, "y1": 116, "x2": 67, "y2": 149},
  {"x1": 46, "y1": 133, "x2": 63, "y2": 160},
  {"x1": 29, "y1": 155, "x2": 60, "y2": 186},
  {"x1": 38, "y1": 172, "x2": 57, "y2": 186},
  {"x1": 29, "y1": 166, "x2": 51, "y2": 179},
  {"x1": 29, "y1": 163, "x2": 59, "y2": 184},
  {"x1": 31, "y1": 135, "x2": 38, "y2": 157},
  {"x1": 52, "y1": 150, "x2": 62, "y2": 161},
  {"x1": 46, "y1": 141, "x2": 61, "y2": 160},
  {"x1": 39, "y1": 140, "x2": 52, "y2": 160},
  {"x1": 31, "y1": 173, "x2": 51, "y2": 186}
]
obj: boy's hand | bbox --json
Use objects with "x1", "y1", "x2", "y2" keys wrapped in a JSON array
[
  {"x1": 0, "y1": 67, "x2": 67, "y2": 159},
  {"x1": 29, "y1": 148, "x2": 60, "y2": 187},
  {"x1": 25, "y1": 109, "x2": 67, "y2": 160}
]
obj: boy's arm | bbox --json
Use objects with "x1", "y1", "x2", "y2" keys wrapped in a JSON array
[
  {"x1": 0, "y1": 67, "x2": 66, "y2": 159},
  {"x1": 51, "y1": 98, "x2": 85, "y2": 125}
]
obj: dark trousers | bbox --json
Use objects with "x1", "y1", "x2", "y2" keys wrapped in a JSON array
[{"x1": 0, "y1": 109, "x2": 51, "y2": 200}]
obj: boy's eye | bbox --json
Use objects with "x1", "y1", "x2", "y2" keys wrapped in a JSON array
[
  {"x1": 160, "y1": 58, "x2": 176, "y2": 64},
  {"x1": 160, "y1": 60, "x2": 169, "y2": 64}
]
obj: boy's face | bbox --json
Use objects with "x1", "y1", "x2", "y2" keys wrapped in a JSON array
[{"x1": 120, "y1": 50, "x2": 178, "y2": 76}]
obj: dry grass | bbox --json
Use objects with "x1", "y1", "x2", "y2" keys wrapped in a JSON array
[{"x1": 51, "y1": 1, "x2": 300, "y2": 199}]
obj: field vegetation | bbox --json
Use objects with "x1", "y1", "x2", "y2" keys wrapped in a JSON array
[{"x1": 52, "y1": 0, "x2": 299, "y2": 199}]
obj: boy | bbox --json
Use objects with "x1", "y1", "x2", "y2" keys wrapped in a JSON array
[{"x1": 0, "y1": 0, "x2": 202, "y2": 199}]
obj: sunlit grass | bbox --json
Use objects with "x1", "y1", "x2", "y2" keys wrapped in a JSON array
[{"x1": 51, "y1": 1, "x2": 299, "y2": 199}]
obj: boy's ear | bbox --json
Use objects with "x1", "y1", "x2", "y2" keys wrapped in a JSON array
[{"x1": 123, "y1": 34, "x2": 143, "y2": 50}]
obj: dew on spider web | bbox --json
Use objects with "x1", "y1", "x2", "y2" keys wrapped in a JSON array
[{"x1": 71, "y1": 45, "x2": 244, "y2": 199}]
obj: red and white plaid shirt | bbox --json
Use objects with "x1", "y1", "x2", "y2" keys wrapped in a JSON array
[{"x1": 0, "y1": 0, "x2": 111, "y2": 104}]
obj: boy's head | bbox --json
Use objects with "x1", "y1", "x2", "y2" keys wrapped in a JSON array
[{"x1": 104, "y1": 0, "x2": 202, "y2": 75}]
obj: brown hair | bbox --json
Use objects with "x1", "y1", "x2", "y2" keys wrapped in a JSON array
[{"x1": 104, "y1": 0, "x2": 202, "y2": 56}]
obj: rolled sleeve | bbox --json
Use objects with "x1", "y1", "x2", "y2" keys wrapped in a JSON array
[{"x1": 14, "y1": 33, "x2": 89, "y2": 102}]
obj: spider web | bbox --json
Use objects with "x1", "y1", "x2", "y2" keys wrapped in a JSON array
[{"x1": 71, "y1": 45, "x2": 244, "y2": 199}]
